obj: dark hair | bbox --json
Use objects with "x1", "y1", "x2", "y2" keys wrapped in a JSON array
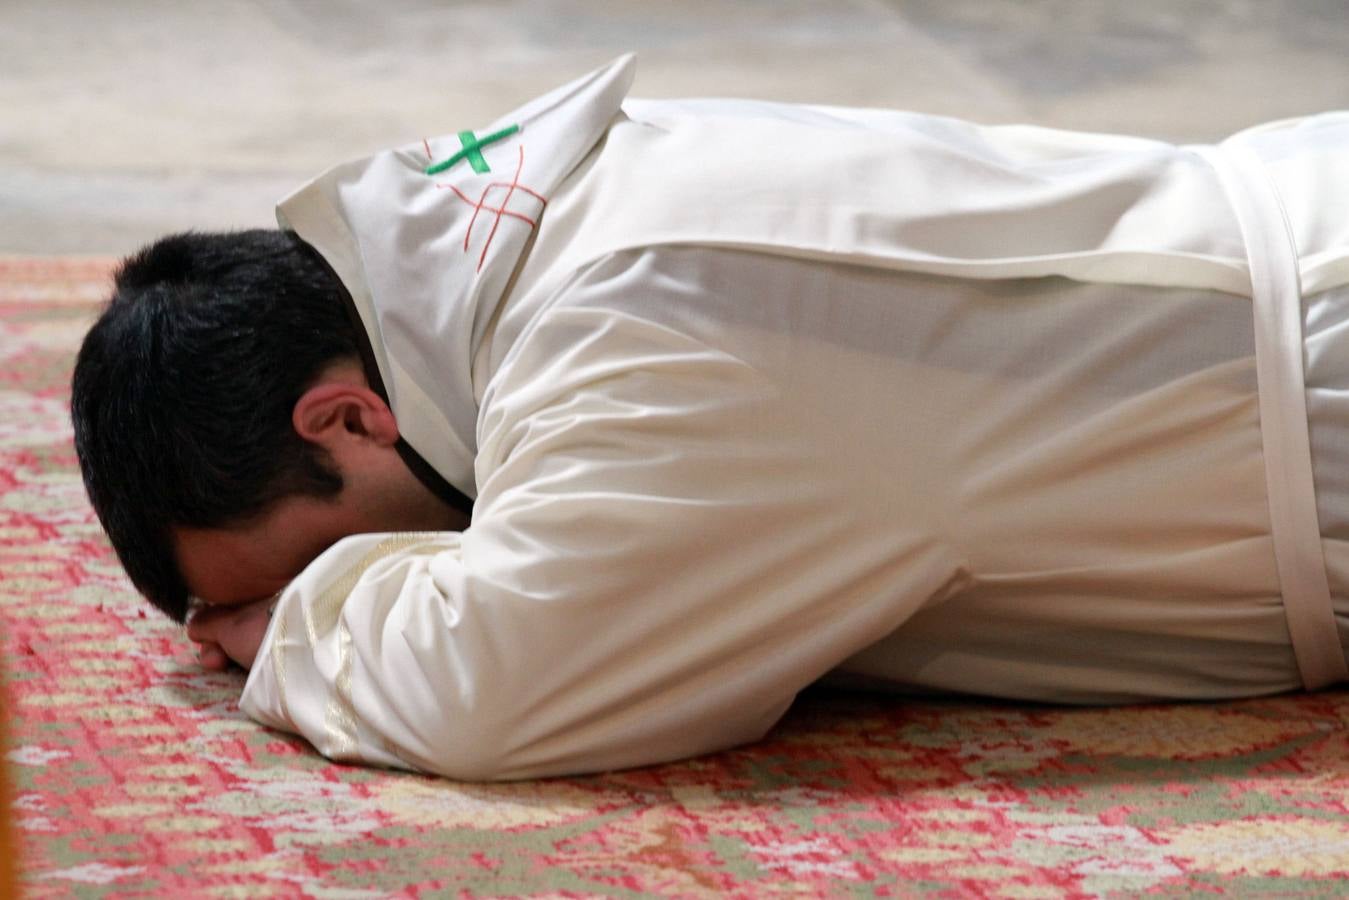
[{"x1": 71, "y1": 229, "x2": 361, "y2": 623}]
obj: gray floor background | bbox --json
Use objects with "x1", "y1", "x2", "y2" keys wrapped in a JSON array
[{"x1": 3, "y1": 0, "x2": 1347, "y2": 255}]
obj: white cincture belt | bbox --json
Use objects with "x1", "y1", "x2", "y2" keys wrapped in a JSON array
[{"x1": 1194, "y1": 143, "x2": 1349, "y2": 690}]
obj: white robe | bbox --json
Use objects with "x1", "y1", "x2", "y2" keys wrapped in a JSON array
[{"x1": 241, "y1": 56, "x2": 1349, "y2": 780}]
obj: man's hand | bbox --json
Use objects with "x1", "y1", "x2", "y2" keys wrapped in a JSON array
[{"x1": 186, "y1": 596, "x2": 275, "y2": 672}]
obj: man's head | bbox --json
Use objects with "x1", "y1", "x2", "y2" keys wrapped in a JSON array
[{"x1": 72, "y1": 229, "x2": 463, "y2": 623}]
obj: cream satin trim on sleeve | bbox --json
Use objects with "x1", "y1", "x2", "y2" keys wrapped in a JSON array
[
  {"x1": 272, "y1": 533, "x2": 441, "y2": 757},
  {"x1": 265, "y1": 594, "x2": 293, "y2": 730},
  {"x1": 1194, "y1": 143, "x2": 1349, "y2": 690}
]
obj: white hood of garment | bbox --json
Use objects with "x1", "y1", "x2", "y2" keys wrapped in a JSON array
[{"x1": 276, "y1": 55, "x2": 637, "y2": 501}]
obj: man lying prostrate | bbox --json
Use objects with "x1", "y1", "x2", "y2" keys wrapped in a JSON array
[{"x1": 72, "y1": 55, "x2": 1349, "y2": 781}]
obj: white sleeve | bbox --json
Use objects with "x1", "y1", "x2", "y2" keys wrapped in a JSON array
[
  {"x1": 237, "y1": 518, "x2": 809, "y2": 782},
  {"x1": 240, "y1": 302, "x2": 951, "y2": 781}
]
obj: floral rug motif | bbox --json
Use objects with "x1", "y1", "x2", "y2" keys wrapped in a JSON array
[{"x1": 5, "y1": 256, "x2": 1349, "y2": 898}]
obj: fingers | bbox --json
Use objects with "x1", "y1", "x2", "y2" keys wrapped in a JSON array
[
  {"x1": 186, "y1": 596, "x2": 275, "y2": 672},
  {"x1": 197, "y1": 642, "x2": 231, "y2": 672},
  {"x1": 186, "y1": 604, "x2": 247, "y2": 671}
]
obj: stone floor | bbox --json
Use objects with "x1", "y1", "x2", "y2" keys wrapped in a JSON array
[{"x1": 3, "y1": 0, "x2": 1346, "y2": 254}]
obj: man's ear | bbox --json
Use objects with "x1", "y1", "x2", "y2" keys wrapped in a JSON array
[{"x1": 292, "y1": 383, "x2": 399, "y2": 448}]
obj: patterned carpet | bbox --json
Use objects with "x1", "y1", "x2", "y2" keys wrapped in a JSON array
[{"x1": 5, "y1": 257, "x2": 1349, "y2": 898}]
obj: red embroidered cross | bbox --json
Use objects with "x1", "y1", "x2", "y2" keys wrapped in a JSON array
[{"x1": 429, "y1": 143, "x2": 546, "y2": 272}]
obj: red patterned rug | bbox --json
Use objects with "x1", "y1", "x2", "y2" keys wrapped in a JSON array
[{"x1": 5, "y1": 256, "x2": 1349, "y2": 898}]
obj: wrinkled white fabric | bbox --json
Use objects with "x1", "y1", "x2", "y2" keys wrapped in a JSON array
[{"x1": 242, "y1": 57, "x2": 1349, "y2": 780}]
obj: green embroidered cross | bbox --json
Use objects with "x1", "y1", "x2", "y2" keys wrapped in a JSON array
[{"x1": 424, "y1": 124, "x2": 520, "y2": 175}]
